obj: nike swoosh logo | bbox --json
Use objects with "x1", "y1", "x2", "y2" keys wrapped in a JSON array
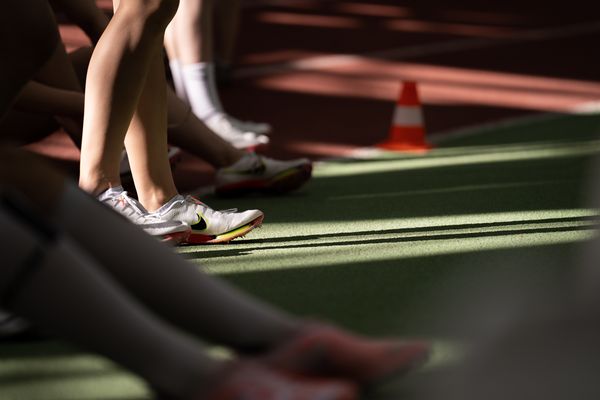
[{"x1": 191, "y1": 213, "x2": 207, "y2": 231}]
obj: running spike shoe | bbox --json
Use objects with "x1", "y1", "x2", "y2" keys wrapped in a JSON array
[
  {"x1": 98, "y1": 188, "x2": 190, "y2": 244},
  {"x1": 215, "y1": 153, "x2": 312, "y2": 197},
  {"x1": 150, "y1": 194, "x2": 263, "y2": 244}
]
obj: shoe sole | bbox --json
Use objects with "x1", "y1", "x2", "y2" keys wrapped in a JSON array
[
  {"x1": 161, "y1": 229, "x2": 191, "y2": 245},
  {"x1": 184, "y1": 214, "x2": 264, "y2": 244},
  {"x1": 216, "y1": 164, "x2": 313, "y2": 197}
]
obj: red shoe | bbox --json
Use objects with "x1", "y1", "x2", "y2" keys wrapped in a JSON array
[
  {"x1": 265, "y1": 324, "x2": 430, "y2": 387},
  {"x1": 195, "y1": 361, "x2": 358, "y2": 400}
]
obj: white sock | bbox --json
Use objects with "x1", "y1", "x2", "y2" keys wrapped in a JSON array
[
  {"x1": 169, "y1": 59, "x2": 188, "y2": 104},
  {"x1": 205, "y1": 64, "x2": 271, "y2": 134},
  {"x1": 205, "y1": 63, "x2": 224, "y2": 112},
  {"x1": 181, "y1": 62, "x2": 222, "y2": 121}
]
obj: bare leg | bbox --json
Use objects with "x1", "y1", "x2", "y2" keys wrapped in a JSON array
[
  {"x1": 2, "y1": 148, "x2": 300, "y2": 353},
  {"x1": 166, "y1": 0, "x2": 211, "y2": 64},
  {"x1": 0, "y1": 206, "x2": 218, "y2": 398},
  {"x1": 1, "y1": 198, "x2": 357, "y2": 400},
  {"x1": 58, "y1": 184, "x2": 300, "y2": 352},
  {"x1": 0, "y1": 83, "x2": 243, "y2": 169},
  {"x1": 79, "y1": 0, "x2": 180, "y2": 198},
  {"x1": 0, "y1": 4, "x2": 341, "y2": 396},
  {"x1": 1, "y1": 33, "x2": 242, "y2": 171},
  {"x1": 1, "y1": 6, "x2": 217, "y2": 390},
  {"x1": 0, "y1": 152, "x2": 358, "y2": 400},
  {"x1": 124, "y1": 45, "x2": 179, "y2": 211},
  {"x1": 1, "y1": 150, "x2": 420, "y2": 394}
]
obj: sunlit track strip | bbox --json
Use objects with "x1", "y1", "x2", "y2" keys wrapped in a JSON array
[
  {"x1": 234, "y1": 20, "x2": 600, "y2": 79},
  {"x1": 178, "y1": 208, "x2": 600, "y2": 275},
  {"x1": 200, "y1": 227, "x2": 597, "y2": 275}
]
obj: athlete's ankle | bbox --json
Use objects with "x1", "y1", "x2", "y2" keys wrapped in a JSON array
[{"x1": 78, "y1": 177, "x2": 119, "y2": 197}]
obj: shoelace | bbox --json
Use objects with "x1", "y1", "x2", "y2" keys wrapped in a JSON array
[
  {"x1": 184, "y1": 195, "x2": 237, "y2": 213},
  {"x1": 104, "y1": 192, "x2": 158, "y2": 224}
]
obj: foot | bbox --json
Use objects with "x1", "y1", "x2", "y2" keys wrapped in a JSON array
[
  {"x1": 215, "y1": 153, "x2": 313, "y2": 197},
  {"x1": 98, "y1": 187, "x2": 191, "y2": 244},
  {"x1": 264, "y1": 323, "x2": 430, "y2": 387},
  {"x1": 184, "y1": 361, "x2": 358, "y2": 400},
  {"x1": 205, "y1": 114, "x2": 270, "y2": 150},
  {"x1": 228, "y1": 116, "x2": 272, "y2": 135},
  {"x1": 149, "y1": 194, "x2": 264, "y2": 244}
]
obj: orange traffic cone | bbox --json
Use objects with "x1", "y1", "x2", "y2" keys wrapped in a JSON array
[{"x1": 377, "y1": 81, "x2": 431, "y2": 152}]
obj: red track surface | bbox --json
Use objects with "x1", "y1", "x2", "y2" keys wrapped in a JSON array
[{"x1": 28, "y1": 0, "x2": 600, "y2": 191}]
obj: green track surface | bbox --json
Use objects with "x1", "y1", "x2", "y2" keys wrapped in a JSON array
[{"x1": 2, "y1": 114, "x2": 600, "y2": 399}]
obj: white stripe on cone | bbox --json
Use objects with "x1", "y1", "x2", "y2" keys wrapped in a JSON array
[{"x1": 393, "y1": 106, "x2": 424, "y2": 127}]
